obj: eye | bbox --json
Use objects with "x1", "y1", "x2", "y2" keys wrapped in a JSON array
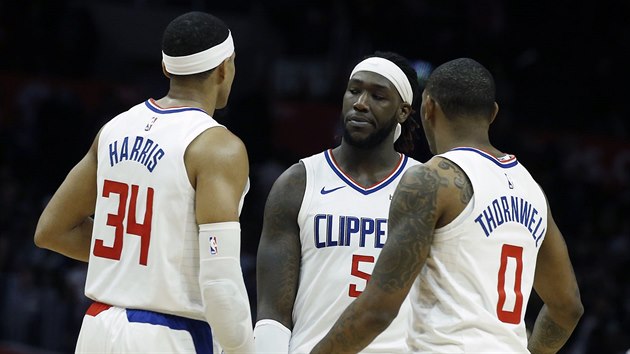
[
  {"x1": 348, "y1": 88, "x2": 360, "y2": 95},
  {"x1": 372, "y1": 94, "x2": 385, "y2": 100}
]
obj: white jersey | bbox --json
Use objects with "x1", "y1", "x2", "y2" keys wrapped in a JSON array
[
  {"x1": 291, "y1": 149, "x2": 421, "y2": 353},
  {"x1": 408, "y1": 147, "x2": 547, "y2": 353},
  {"x1": 85, "y1": 99, "x2": 248, "y2": 321}
]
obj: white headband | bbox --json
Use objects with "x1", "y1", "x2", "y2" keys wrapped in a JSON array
[
  {"x1": 350, "y1": 57, "x2": 413, "y2": 104},
  {"x1": 162, "y1": 31, "x2": 234, "y2": 75}
]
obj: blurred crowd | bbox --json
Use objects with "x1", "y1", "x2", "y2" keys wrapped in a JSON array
[{"x1": 0, "y1": 0, "x2": 628, "y2": 353}]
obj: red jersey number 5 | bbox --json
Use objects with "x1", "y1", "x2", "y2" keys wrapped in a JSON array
[
  {"x1": 349, "y1": 254, "x2": 375, "y2": 297},
  {"x1": 93, "y1": 179, "x2": 154, "y2": 266}
]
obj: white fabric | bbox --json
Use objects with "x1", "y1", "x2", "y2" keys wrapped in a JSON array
[
  {"x1": 394, "y1": 123, "x2": 402, "y2": 141},
  {"x1": 76, "y1": 305, "x2": 220, "y2": 354},
  {"x1": 407, "y1": 148, "x2": 547, "y2": 352},
  {"x1": 87, "y1": 99, "x2": 251, "y2": 353},
  {"x1": 254, "y1": 319, "x2": 291, "y2": 354},
  {"x1": 290, "y1": 149, "x2": 421, "y2": 353},
  {"x1": 88, "y1": 99, "x2": 234, "y2": 321},
  {"x1": 198, "y1": 222, "x2": 254, "y2": 354},
  {"x1": 350, "y1": 57, "x2": 413, "y2": 104},
  {"x1": 163, "y1": 31, "x2": 234, "y2": 75}
]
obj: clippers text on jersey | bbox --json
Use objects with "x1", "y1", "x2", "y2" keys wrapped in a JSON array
[{"x1": 314, "y1": 214, "x2": 387, "y2": 248}]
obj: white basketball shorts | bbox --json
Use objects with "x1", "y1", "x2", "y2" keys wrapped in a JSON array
[{"x1": 75, "y1": 302, "x2": 219, "y2": 353}]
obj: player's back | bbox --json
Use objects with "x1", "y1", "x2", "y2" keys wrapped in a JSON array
[
  {"x1": 85, "y1": 99, "x2": 222, "y2": 320},
  {"x1": 291, "y1": 149, "x2": 420, "y2": 353},
  {"x1": 408, "y1": 147, "x2": 547, "y2": 352}
]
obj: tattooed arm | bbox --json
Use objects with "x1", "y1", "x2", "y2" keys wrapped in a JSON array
[
  {"x1": 311, "y1": 157, "x2": 471, "y2": 354},
  {"x1": 255, "y1": 163, "x2": 305, "y2": 351},
  {"x1": 528, "y1": 197, "x2": 583, "y2": 354}
]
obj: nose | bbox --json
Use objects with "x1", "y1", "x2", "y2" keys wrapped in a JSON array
[{"x1": 353, "y1": 92, "x2": 369, "y2": 112}]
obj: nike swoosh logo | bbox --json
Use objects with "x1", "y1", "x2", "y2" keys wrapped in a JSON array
[{"x1": 320, "y1": 186, "x2": 346, "y2": 194}]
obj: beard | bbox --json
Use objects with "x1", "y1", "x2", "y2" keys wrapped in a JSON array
[{"x1": 341, "y1": 113, "x2": 398, "y2": 149}]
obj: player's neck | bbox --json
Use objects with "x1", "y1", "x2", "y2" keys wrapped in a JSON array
[
  {"x1": 157, "y1": 86, "x2": 217, "y2": 116},
  {"x1": 438, "y1": 137, "x2": 501, "y2": 157},
  {"x1": 333, "y1": 143, "x2": 400, "y2": 175}
]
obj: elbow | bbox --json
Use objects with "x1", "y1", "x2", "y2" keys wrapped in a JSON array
[
  {"x1": 549, "y1": 293, "x2": 584, "y2": 326},
  {"x1": 570, "y1": 298, "x2": 585, "y2": 323},
  {"x1": 566, "y1": 288, "x2": 585, "y2": 322},
  {"x1": 34, "y1": 222, "x2": 53, "y2": 250},
  {"x1": 34, "y1": 228, "x2": 46, "y2": 249}
]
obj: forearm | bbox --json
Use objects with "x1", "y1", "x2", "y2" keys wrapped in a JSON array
[
  {"x1": 528, "y1": 305, "x2": 580, "y2": 354},
  {"x1": 34, "y1": 217, "x2": 93, "y2": 262},
  {"x1": 199, "y1": 222, "x2": 254, "y2": 353},
  {"x1": 311, "y1": 299, "x2": 394, "y2": 354},
  {"x1": 201, "y1": 276, "x2": 254, "y2": 353}
]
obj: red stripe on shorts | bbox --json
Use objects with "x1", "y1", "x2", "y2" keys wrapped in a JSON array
[{"x1": 86, "y1": 301, "x2": 112, "y2": 317}]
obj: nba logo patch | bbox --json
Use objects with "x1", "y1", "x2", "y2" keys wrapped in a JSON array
[
  {"x1": 145, "y1": 116, "x2": 158, "y2": 131},
  {"x1": 209, "y1": 236, "x2": 218, "y2": 255}
]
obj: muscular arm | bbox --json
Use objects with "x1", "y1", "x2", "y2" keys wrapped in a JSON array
[
  {"x1": 528, "y1": 200, "x2": 583, "y2": 354},
  {"x1": 34, "y1": 131, "x2": 100, "y2": 262},
  {"x1": 187, "y1": 127, "x2": 249, "y2": 224},
  {"x1": 256, "y1": 163, "x2": 305, "y2": 329},
  {"x1": 186, "y1": 127, "x2": 253, "y2": 353},
  {"x1": 311, "y1": 157, "x2": 469, "y2": 353}
]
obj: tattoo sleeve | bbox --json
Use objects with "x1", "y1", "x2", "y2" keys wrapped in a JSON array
[
  {"x1": 437, "y1": 159, "x2": 472, "y2": 205},
  {"x1": 527, "y1": 305, "x2": 572, "y2": 354},
  {"x1": 256, "y1": 164, "x2": 304, "y2": 328},
  {"x1": 370, "y1": 164, "x2": 447, "y2": 292}
]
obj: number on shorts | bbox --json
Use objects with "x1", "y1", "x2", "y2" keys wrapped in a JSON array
[
  {"x1": 349, "y1": 254, "x2": 375, "y2": 297},
  {"x1": 93, "y1": 179, "x2": 154, "y2": 265},
  {"x1": 496, "y1": 244, "x2": 523, "y2": 324}
]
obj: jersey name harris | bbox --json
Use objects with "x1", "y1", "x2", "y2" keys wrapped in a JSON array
[
  {"x1": 313, "y1": 214, "x2": 387, "y2": 249},
  {"x1": 108, "y1": 136, "x2": 165, "y2": 172}
]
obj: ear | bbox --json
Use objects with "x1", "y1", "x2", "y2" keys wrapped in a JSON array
[
  {"x1": 213, "y1": 59, "x2": 228, "y2": 84},
  {"x1": 161, "y1": 62, "x2": 171, "y2": 79},
  {"x1": 423, "y1": 94, "x2": 436, "y2": 122},
  {"x1": 398, "y1": 102, "x2": 412, "y2": 123},
  {"x1": 489, "y1": 102, "x2": 499, "y2": 124}
]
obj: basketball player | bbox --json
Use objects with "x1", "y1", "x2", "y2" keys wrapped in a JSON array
[
  {"x1": 311, "y1": 58, "x2": 584, "y2": 354},
  {"x1": 34, "y1": 12, "x2": 254, "y2": 353},
  {"x1": 254, "y1": 52, "x2": 422, "y2": 353}
]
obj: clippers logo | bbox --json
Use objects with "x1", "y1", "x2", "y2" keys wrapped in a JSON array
[
  {"x1": 209, "y1": 236, "x2": 218, "y2": 255},
  {"x1": 145, "y1": 117, "x2": 158, "y2": 131}
]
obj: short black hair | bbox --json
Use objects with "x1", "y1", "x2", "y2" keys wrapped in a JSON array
[
  {"x1": 162, "y1": 11, "x2": 229, "y2": 79},
  {"x1": 365, "y1": 51, "x2": 420, "y2": 155},
  {"x1": 425, "y1": 58, "x2": 496, "y2": 119}
]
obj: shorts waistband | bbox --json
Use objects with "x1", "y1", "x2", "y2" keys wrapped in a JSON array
[{"x1": 86, "y1": 301, "x2": 112, "y2": 317}]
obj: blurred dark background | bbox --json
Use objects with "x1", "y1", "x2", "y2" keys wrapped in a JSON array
[{"x1": 0, "y1": 0, "x2": 628, "y2": 353}]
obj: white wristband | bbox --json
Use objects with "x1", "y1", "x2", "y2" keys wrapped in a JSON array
[{"x1": 254, "y1": 319, "x2": 291, "y2": 354}]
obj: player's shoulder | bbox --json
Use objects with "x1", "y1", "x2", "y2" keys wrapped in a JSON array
[
  {"x1": 194, "y1": 126, "x2": 245, "y2": 154},
  {"x1": 402, "y1": 156, "x2": 467, "y2": 188},
  {"x1": 259, "y1": 161, "x2": 306, "y2": 219},
  {"x1": 273, "y1": 161, "x2": 306, "y2": 191},
  {"x1": 186, "y1": 126, "x2": 248, "y2": 171}
]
